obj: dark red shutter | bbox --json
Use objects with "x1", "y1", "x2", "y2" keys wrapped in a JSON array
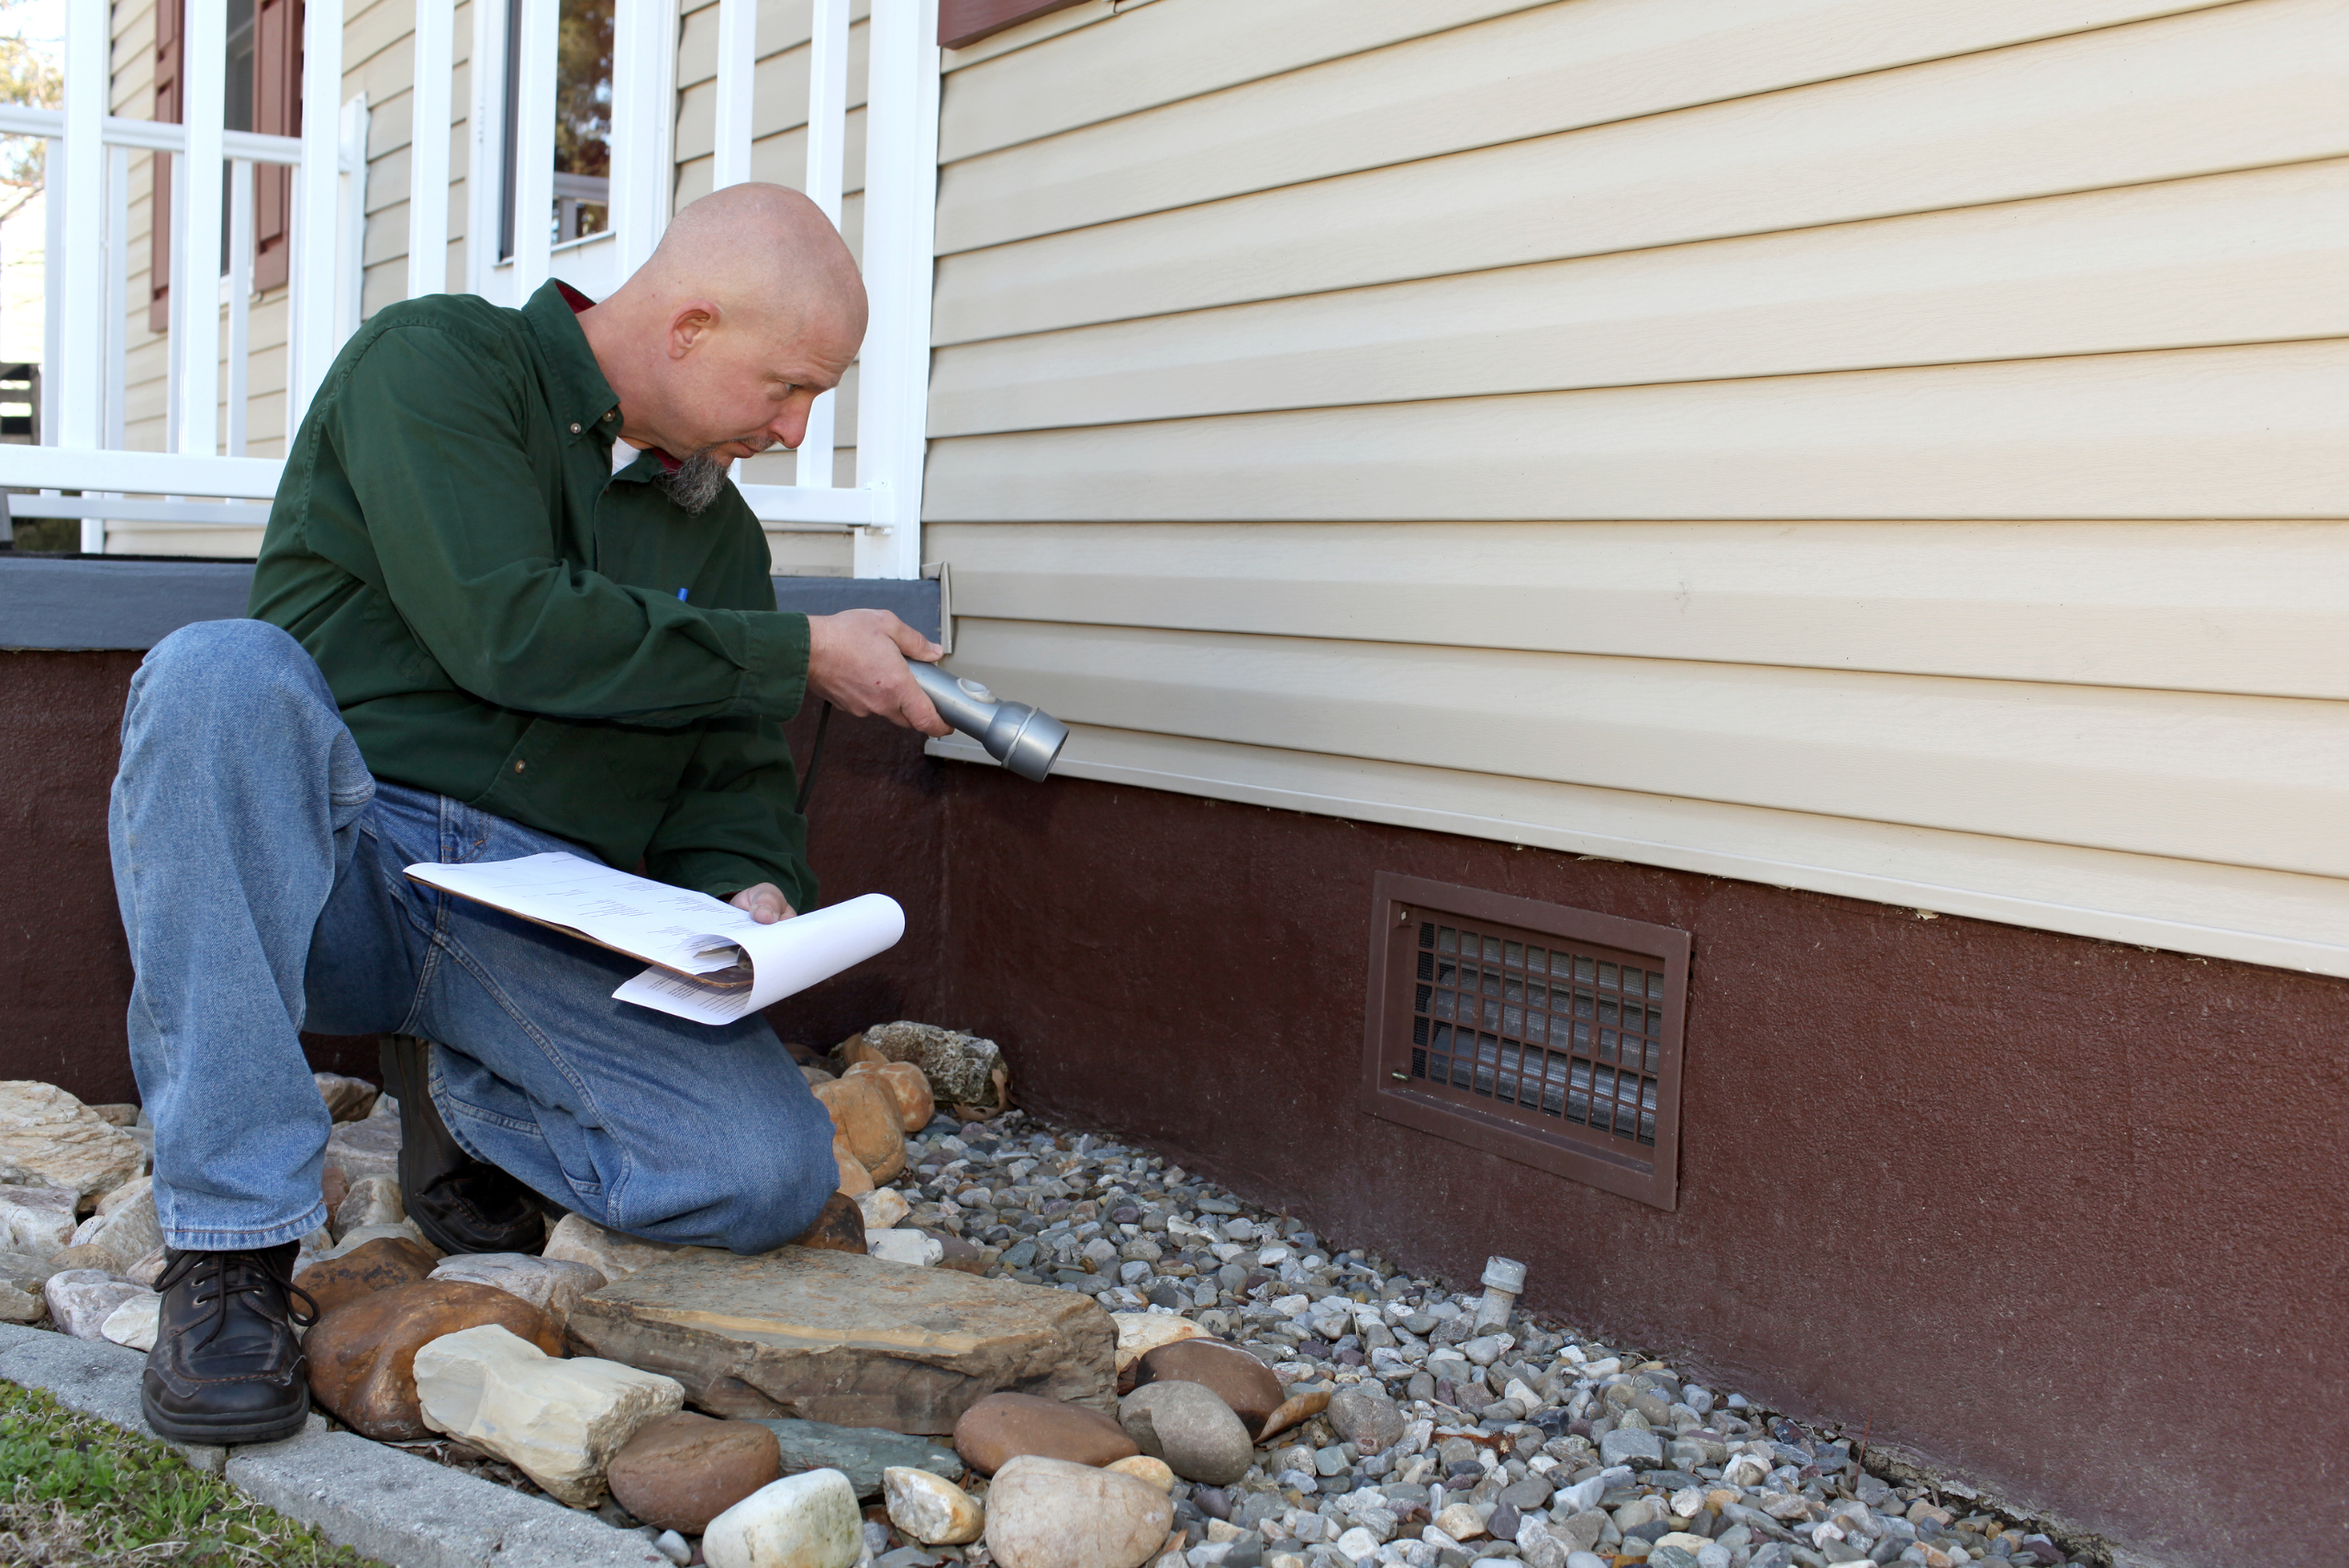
[
  {"x1": 252, "y1": 0, "x2": 299, "y2": 291},
  {"x1": 150, "y1": 0, "x2": 184, "y2": 332}
]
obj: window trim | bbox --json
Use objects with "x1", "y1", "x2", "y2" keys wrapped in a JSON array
[
  {"x1": 939, "y1": 0, "x2": 1095, "y2": 50},
  {"x1": 150, "y1": 0, "x2": 299, "y2": 330}
]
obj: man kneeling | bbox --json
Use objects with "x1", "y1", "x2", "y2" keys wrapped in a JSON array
[{"x1": 109, "y1": 183, "x2": 947, "y2": 1443}]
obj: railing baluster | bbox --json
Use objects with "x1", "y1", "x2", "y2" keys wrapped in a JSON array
[
  {"x1": 511, "y1": 0, "x2": 558, "y2": 295},
  {"x1": 291, "y1": 0, "x2": 346, "y2": 426},
  {"x1": 795, "y1": 0, "x2": 849, "y2": 492},
  {"x1": 408, "y1": 0, "x2": 453, "y2": 297},
  {"x1": 227, "y1": 158, "x2": 253, "y2": 455},
  {"x1": 57, "y1": 0, "x2": 105, "y2": 458},
  {"x1": 176, "y1": 0, "x2": 227, "y2": 457},
  {"x1": 105, "y1": 144, "x2": 128, "y2": 451},
  {"x1": 710, "y1": 0, "x2": 754, "y2": 192}
]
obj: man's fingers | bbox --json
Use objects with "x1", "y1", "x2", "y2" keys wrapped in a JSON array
[
  {"x1": 902, "y1": 684, "x2": 951, "y2": 738},
  {"x1": 729, "y1": 884, "x2": 796, "y2": 924},
  {"x1": 884, "y1": 612, "x2": 944, "y2": 662}
]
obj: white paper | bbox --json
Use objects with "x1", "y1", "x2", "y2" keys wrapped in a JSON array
[
  {"x1": 406, "y1": 852, "x2": 905, "y2": 1025},
  {"x1": 609, "y1": 894, "x2": 906, "y2": 1023}
]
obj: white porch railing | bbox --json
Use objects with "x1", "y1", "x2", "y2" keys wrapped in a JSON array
[{"x1": 0, "y1": 0, "x2": 940, "y2": 579}]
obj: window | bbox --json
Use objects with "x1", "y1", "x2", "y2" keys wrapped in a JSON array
[
  {"x1": 150, "y1": 0, "x2": 299, "y2": 331},
  {"x1": 1359, "y1": 873, "x2": 1692, "y2": 1210},
  {"x1": 498, "y1": 0, "x2": 612, "y2": 260}
]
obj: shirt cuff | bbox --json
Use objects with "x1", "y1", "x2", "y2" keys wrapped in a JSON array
[{"x1": 739, "y1": 610, "x2": 811, "y2": 720}]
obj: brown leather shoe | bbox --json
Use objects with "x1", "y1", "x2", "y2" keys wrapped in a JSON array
[
  {"x1": 141, "y1": 1242, "x2": 317, "y2": 1445},
  {"x1": 377, "y1": 1034, "x2": 547, "y2": 1256}
]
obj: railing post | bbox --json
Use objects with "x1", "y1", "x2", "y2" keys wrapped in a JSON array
[
  {"x1": 795, "y1": 0, "x2": 849, "y2": 492},
  {"x1": 709, "y1": 0, "x2": 754, "y2": 192},
  {"x1": 407, "y1": 0, "x2": 453, "y2": 297},
  {"x1": 853, "y1": 0, "x2": 939, "y2": 580},
  {"x1": 227, "y1": 158, "x2": 253, "y2": 454},
  {"x1": 56, "y1": 0, "x2": 106, "y2": 457},
  {"x1": 291, "y1": 0, "x2": 346, "y2": 428},
  {"x1": 464, "y1": 0, "x2": 507, "y2": 297},
  {"x1": 510, "y1": 0, "x2": 558, "y2": 295},
  {"x1": 175, "y1": 0, "x2": 228, "y2": 458}
]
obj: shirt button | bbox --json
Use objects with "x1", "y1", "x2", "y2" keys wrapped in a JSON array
[
  {"x1": 569, "y1": 422, "x2": 582, "y2": 434},
  {"x1": 603, "y1": 411, "x2": 616, "y2": 421},
  {"x1": 513, "y1": 760, "x2": 527, "y2": 773}
]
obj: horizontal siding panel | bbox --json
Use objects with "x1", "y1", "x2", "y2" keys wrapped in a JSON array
[
  {"x1": 929, "y1": 520, "x2": 2349, "y2": 703},
  {"x1": 931, "y1": 161, "x2": 2349, "y2": 434},
  {"x1": 945, "y1": 618, "x2": 2349, "y2": 881},
  {"x1": 928, "y1": 724, "x2": 2349, "y2": 976},
  {"x1": 932, "y1": 0, "x2": 2349, "y2": 340},
  {"x1": 940, "y1": 0, "x2": 1546, "y2": 155},
  {"x1": 937, "y1": 0, "x2": 2239, "y2": 252},
  {"x1": 924, "y1": 341, "x2": 2349, "y2": 522}
]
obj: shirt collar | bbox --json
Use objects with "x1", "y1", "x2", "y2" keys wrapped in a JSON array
[{"x1": 521, "y1": 278, "x2": 625, "y2": 450}]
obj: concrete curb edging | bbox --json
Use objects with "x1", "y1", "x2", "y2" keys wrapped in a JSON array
[{"x1": 0, "y1": 1325, "x2": 667, "y2": 1568}]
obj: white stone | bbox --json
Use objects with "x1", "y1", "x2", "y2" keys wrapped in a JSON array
[
  {"x1": 543, "y1": 1213, "x2": 720, "y2": 1279},
  {"x1": 854, "y1": 1188, "x2": 911, "y2": 1232},
  {"x1": 1566, "y1": 1555, "x2": 1609, "y2": 1568},
  {"x1": 98, "y1": 1291, "x2": 162, "y2": 1351},
  {"x1": 702, "y1": 1469, "x2": 863, "y2": 1568},
  {"x1": 1721, "y1": 1452, "x2": 1770, "y2": 1487},
  {"x1": 0, "y1": 1084, "x2": 147, "y2": 1201},
  {"x1": 317, "y1": 1220, "x2": 434, "y2": 1262},
  {"x1": 0, "y1": 1185, "x2": 79, "y2": 1257},
  {"x1": 652, "y1": 1529, "x2": 692, "y2": 1566},
  {"x1": 429, "y1": 1252, "x2": 608, "y2": 1328},
  {"x1": 1111, "y1": 1309, "x2": 1206, "y2": 1373},
  {"x1": 0, "y1": 1284, "x2": 39, "y2": 1323},
  {"x1": 867, "y1": 1229, "x2": 943, "y2": 1267},
  {"x1": 883, "y1": 1464, "x2": 984, "y2": 1545},
  {"x1": 125, "y1": 1247, "x2": 168, "y2": 1288},
  {"x1": 44, "y1": 1270, "x2": 148, "y2": 1340},
  {"x1": 1435, "y1": 1504, "x2": 1487, "y2": 1540},
  {"x1": 1336, "y1": 1527, "x2": 1381, "y2": 1562},
  {"x1": 332, "y1": 1175, "x2": 405, "y2": 1240},
  {"x1": 983, "y1": 1454, "x2": 1174, "y2": 1568},
  {"x1": 413, "y1": 1322, "x2": 684, "y2": 1507},
  {"x1": 83, "y1": 1178, "x2": 162, "y2": 1266},
  {"x1": 323, "y1": 1114, "x2": 401, "y2": 1184}
]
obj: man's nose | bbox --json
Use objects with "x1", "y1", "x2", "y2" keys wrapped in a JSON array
[{"x1": 768, "y1": 399, "x2": 812, "y2": 453}]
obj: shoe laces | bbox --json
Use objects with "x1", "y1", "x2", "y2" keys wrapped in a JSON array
[{"x1": 155, "y1": 1248, "x2": 321, "y2": 1351}]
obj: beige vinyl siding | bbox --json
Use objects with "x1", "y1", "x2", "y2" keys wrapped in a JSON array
[{"x1": 920, "y1": 0, "x2": 2349, "y2": 974}]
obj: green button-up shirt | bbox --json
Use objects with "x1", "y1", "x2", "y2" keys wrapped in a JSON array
[{"x1": 249, "y1": 279, "x2": 816, "y2": 910}]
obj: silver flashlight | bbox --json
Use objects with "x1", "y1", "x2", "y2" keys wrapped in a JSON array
[{"x1": 906, "y1": 659, "x2": 1069, "y2": 782}]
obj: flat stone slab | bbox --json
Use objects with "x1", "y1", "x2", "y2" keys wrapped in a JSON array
[{"x1": 567, "y1": 1245, "x2": 1116, "y2": 1434}]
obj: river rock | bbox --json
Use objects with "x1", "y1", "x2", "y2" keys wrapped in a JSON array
[
  {"x1": 568, "y1": 1246, "x2": 1116, "y2": 1432},
  {"x1": 829, "y1": 1131, "x2": 875, "y2": 1195},
  {"x1": 868, "y1": 1229, "x2": 944, "y2": 1267},
  {"x1": 982, "y1": 1453, "x2": 1173, "y2": 1568},
  {"x1": 306, "y1": 1278, "x2": 564, "y2": 1440},
  {"x1": 1326, "y1": 1385, "x2": 1408, "y2": 1452},
  {"x1": 317, "y1": 1221, "x2": 437, "y2": 1262},
  {"x1": 332, "y1": 1175, "x2": 405, "y2": 1239},
  {"x1": 0, "y1": 1185, "x2": 80, "y2": 1256},
  {"x1": 703, "y1": 1469, "x2": 863, "y2": 1568},
  {"x1": 1106, "y1": 1453, "x2": 1176, "y2": 1491},
  {"x1": 884, "y1": 1464, "x2": 985, "y2": 1545},
  {"x1": 855, "y1": 1188, "x2": 911, "y2": 1232},
  {"x1": 845, "y1": 1061, "x2": 935, "y2": 1132},
  {"x1": 44, "y1": 1243, "x2": 123, "y2": 1275},
  {"x1": 295, "y1": 1235, "x2": 440, "y2": 1318},
  {"x1": 0, "y1": 1248, "x2": 61, "y2": 1291},
  {"x1": 1600, "y1": 1427, "x2": 1665, "y2": 1471},
  {"x1": 1111, "y1": 1311, "x2": 1207, "y2": 1375},
  {"x1": 0, "y1": 1084, "x2": 146, "y2": 1201},
  {"x1": 323, "y1": 1111, "x2": 402, "y2": 1184},
  {"x1": 606, "y1": 1410, "x2": 783, "y2": 1533},
  {"x1": 44, "y1": 1270, "x2": 148, "y2": 1340},
  {"x1": 414, "y1": 1323, "x2": 684, "y2": 1507},
  {"x1": 83, "y1": 1179, "x2": 163, "y2": 1266},
  {"x1": 544, "y1": 1214, "x2": 725, "y2": 1280},
  {"x1": 314, "y1": 1073, "x2": 379, "y2": 1121},
  {"x1": 0, "y1": 1283, "x2": 39, "y2": 1322},
  {"x1": 955, "y1": 1393, "x2": 1137, "y2": 1475},
  {"x1": 1132, "y1": 1339, "x2": 1284, "y2": 1429},
  {"x1": 99, "y1": 1291, "x2": 161, "y2": 1351},
  {"x1": 747, "y1": 1416, "x2": 964, "y2": 1498},
  {"x1": 791, "y1": 1191, "x2": 868, "y2": 1253},
  {"x1": 1118, "y1": 1380, "x2": 1252, "y2": 1485},
  {"x1": 811, "y1": 1076, "x2": 907, "y2": 1183},
  {"x1": 429, "y1": 1252, "x2": 607, "y2": 1328}
]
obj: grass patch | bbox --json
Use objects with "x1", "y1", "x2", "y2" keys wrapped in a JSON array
[{"x1": 0, "y1": 1380, "x2": 385, "y2": 1566}]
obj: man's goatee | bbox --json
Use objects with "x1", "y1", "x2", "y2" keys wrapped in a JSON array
[{"x1": 655, "y1": 449, "x2": 732, "y2": 515}]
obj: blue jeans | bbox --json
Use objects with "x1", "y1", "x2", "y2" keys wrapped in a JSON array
[{"x1": 108, "y1": 619, "x2": 839, "y2": 1254}]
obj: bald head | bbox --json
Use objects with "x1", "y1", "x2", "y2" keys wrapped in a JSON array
[{"x1": 578, "y1": 183, "x2": 868, "y2": 495}]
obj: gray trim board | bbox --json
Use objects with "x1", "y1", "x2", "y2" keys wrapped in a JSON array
[{"x1": 0, "y1": 556, "x2": 941, "y2": 650}]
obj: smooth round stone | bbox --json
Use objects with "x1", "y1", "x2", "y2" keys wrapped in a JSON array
[
  {"x1": 607, "y1": 1412, "x2": 783, "y2": 1535},
  {"x1": 1119, "y1": 1381, "x2": 1253, "y2": 1485},
  {"x1": 703, "y1": 1468, "x2": 863, "y2": 1568},
  {"x1": 1105, "y1": 1453, "x2": 1176, "y2": 1492},
  {"x1": 1133, "y1": 1339, "x2": 1286, "y2": 1430},
  {"x1": 954, "y1": 1392, "x2": 1139, "y2": 1476},
  {"x1": 983, "y1": 1453, "x2": 1174, "y2": 1568},
  {"x1": 306, "y1": 1279, "x2": 562, "y2": 1442},
  {"x1": 1326, "y1": 1385, "x2": 1407, "y2": 1452},
  {"x1": 882, "y1": 1464, "x2": 985, "y2": 1545}
]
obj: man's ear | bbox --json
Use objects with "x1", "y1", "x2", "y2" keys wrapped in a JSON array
[{"x1": 668, "y1": 304, "x2": 718, "y2": 361}]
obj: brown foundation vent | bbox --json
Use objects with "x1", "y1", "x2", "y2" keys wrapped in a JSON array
[{"x1": 1360, "y1": 873, "x2": 1690, "y2": 1210}]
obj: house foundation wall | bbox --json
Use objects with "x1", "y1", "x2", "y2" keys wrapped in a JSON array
[{"x1": 9, "y1": 645, "x2": 2342, "y2": 1564}]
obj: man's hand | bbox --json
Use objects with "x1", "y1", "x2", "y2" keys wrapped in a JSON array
[
  {"x1": 806, "y1": 609, "x2": 951, "y2": 737},
  {"x1": 729, "y1": 884, "x2": 796, "y2": 924}
]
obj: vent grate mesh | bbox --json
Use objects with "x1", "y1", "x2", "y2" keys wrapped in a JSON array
[{"x1": 1408, "y1": 921, "x2": 1663, "y2": 1146}]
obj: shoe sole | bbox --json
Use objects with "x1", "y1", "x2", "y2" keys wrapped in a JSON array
[{"x1": 139, "y1": 1387, "x2": 312, "y2": 1447}]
